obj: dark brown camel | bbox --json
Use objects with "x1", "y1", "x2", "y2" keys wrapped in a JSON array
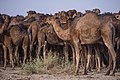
[
  {"x1": 0, "y1": 14, "x2": 28, "y2": 68},
  {"x1": 2, "y1": 14, "x2": 28, "y2": 66},
  {"x1": 23, "y1": 13, "x2": 46, "y2": 62},
  {"x1": 37, "y1": 22, "x2": 69, "y2": 63},
  {"x1": 0, "y1": 14, "x2": 14, "y2": 69},
  {"x1": 9, "y1": 24, "x2": 29, "y2": 65},
  {"x1": 46, "y1": 12, "x2": 117, "y2": 76}
]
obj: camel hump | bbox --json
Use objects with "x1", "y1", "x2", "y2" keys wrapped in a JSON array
[
  {"x1": 76, "y1": 13, "x2": 101, "y2": 44},
  {"x1": 83, "y1": 12, "x2": 99, "y2": 20}
]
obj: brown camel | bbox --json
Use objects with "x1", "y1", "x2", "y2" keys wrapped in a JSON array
[
  {"x1": 23, "y1": 12, "x2": 46, "y2": 62},
  {"x1": 0, "y1": 14, "x2": 14, "y2": 69},
  {"x1": 80, "y1": 12, "x2": 120, "y2": 73},
  {"x1": 37, "y1": 23, "x2": 69, "y2": 63},
  {"x1": 9, "y1": 24, "x2": 29, "y2": 65},
  {"x1": 46, "y1": 12, "x2": 117, "y2": 76},
  {"x1": 0, "y1": 14, "x2": 28, "y2": 68}
]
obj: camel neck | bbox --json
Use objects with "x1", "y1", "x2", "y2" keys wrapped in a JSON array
[{"x1": 52, "y1": 20, "x2": 71, "y2": 41}]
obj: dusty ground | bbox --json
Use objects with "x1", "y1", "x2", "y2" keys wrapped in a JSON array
[{"x1": 0, "y1": 67, "x2": 120, "y2": 80}]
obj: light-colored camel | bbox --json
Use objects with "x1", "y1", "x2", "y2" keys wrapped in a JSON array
[{"x1": 47, "y1": 12, "x2": 116, "y2": 76}]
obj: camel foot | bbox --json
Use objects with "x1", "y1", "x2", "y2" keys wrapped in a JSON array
[
  {"x1": 3, "y1": 67, "x2": 6, "y2": 70},
  {"x1": 97, "y1": 70, "x2": 100, "y2": 73},
  {"x1": 74, "y1": 72, "x2": 79, "y2": 76},
  {"x1": 12, "y1": 68, "x2": 15, "y2": 70},
  {"x1": 110, "y1": 73, "x2": 115, "y2": 76},
  {"x1": 105, "y1": 71, "x2": 110, "y2": 76},
  {"x1": 110, "y1": 71, "x2": 115, "y2": 76},
  {"x1": 82, "y1": 72, "x2": 87, "y2": 75},
  {"x1": 11, "y1": 66, "x2": 15, "y2": 70}
]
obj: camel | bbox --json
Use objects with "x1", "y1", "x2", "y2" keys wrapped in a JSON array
[
  {"x1": 9, "y1": 24, "x2": 29, "y2": 65},
  {"x1": 0, "y1": 14, "x2": 15, "y2": 69},
  {"x1": 37, "y1": 23, "x2": 69, "y2": 63},
  {"x1": 113, "y1": 12, "x2": 120, "y2": 70},
  {"x1": 83, "y1": 12, "x2": 120, "y2": 73},
  {"x1": 0, "y1": 14, "x2": 29, "y2": 68},
  {"x1": 46, "y1": 12, "x2": 117, "y2": 76},
  {"x1": 23, "y1": 12, "x2": 46, "y2": 62}
]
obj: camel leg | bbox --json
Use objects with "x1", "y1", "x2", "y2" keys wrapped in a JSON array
[
  {"x1": 70, "y1": 45, "x2": 76, "y2": 65},
  {"x1": 102, "y1": 37, "x2": 116, "y2": 76},
  {"x1": 15, "y1": 46, "x2": 19, "y2": 66},
  {"x1": 30, "y1": 44, "x2": 33, "y2": 62},
  {"x1": 22, "y1": 35, "x2": 28, "y2": 64},
  {"x1": 23, "y1": 46, "x2": 27, "y2": 65},
  {"x1": 43, "y1": 41, "x2": 47, "y2": 63},
  {"x1": 105, "y1": 50, "x2": 112, "y2": 75},
  {"x1": 82, "y1": 46, "x2": 87, "y2": 75},
  {"x1": 64, "y1": 43, "x2": 69, "y2": 64},
  {"x1": 37, "y1": 44, "x2": 41, "y2": 61},
  {"x1": 74, "y1": 40, "x2": 81, "y2": 75},
  {"x1": 29, "y1": 31, "x2": 33, "y2": 63},
  {"x1": 8, "y1": 46, "x2": 14, "y2": 69},
  {"x1": 86, "y1": 45, "x2": 92, "y2": 71},
  {"x1": 80, "y1": 49, "x2": 84, "y2": 69},
  {"x1": 3, "y1": 45, "x2": 7, "y2": 69},
  {"x1": 95, "y1": 45, "x2": 101, "y2": 73}
]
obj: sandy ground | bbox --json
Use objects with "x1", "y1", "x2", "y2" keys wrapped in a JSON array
[{"x1": 0, "y1": 67, "x2": 120, "y2": 80}]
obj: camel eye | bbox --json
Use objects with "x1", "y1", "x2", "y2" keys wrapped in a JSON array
[{"x1": 116, "y1": 15, "x2": 119, "y2": 18}]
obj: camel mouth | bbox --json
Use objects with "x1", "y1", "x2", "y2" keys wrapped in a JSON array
[{"x1": 62, "y1": 22, "x2": 66, "y2": 24}]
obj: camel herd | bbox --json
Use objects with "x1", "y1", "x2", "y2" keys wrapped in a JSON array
[{"x1": 0, "y1": 8, "x2": 120, "y2": 76}]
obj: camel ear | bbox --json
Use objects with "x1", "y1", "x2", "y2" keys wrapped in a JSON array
[{"x1": 119, "y1": 11, "x2": 120, "y2": 14}]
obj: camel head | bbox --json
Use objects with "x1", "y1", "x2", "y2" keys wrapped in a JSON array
[
  {"x1": 16, "y1": 15, "x2": 24, "y2": 21},
  {"x1": 46, "y1": 16, "x2": 56, "y2": 24},
  {"x1": 24, "y1": 10, "x2": 37, "y2": 22},
  {"x1": 56, "y1": 11, "x2": 68, "y2": 23},
  {"x1": 2, "y1": 14, "x2": 10, "y2": 22},
  {"x1": 67, "y1": 9, "x2": 77, "y2": 18},
  {"x1": 24, "y1": 14, "x2": 36, "y2": 22},
  {"x1": 46, "y1": 16, "x2": 61, "y2": 27},
  {"x1": 24, "y1": 13, "x2": 45, "y2": 23},
  {"x1": 9, "y1": 15, "x2": 24, "y2": 26},
  {"x1": 92, "y1": 8, "x2": 101, "y2": 14},
  {"x1": 0, "y1": 14, "x2": 10, "y2": 34},
  {"x1": 27, "y1": 10, "x2": 36, "y2": 17},
  {"x1": 59, "y1": 16, "x2": 68, "y2": 24}
]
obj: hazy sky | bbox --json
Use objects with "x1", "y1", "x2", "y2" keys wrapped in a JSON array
[{"x1": 0, "y1": 0, "x2": 120, "y2": 16}]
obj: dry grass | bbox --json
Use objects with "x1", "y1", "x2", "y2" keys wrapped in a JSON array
[{"x1": 21, "y1": 51, "x2": 75, "y2": 75}]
